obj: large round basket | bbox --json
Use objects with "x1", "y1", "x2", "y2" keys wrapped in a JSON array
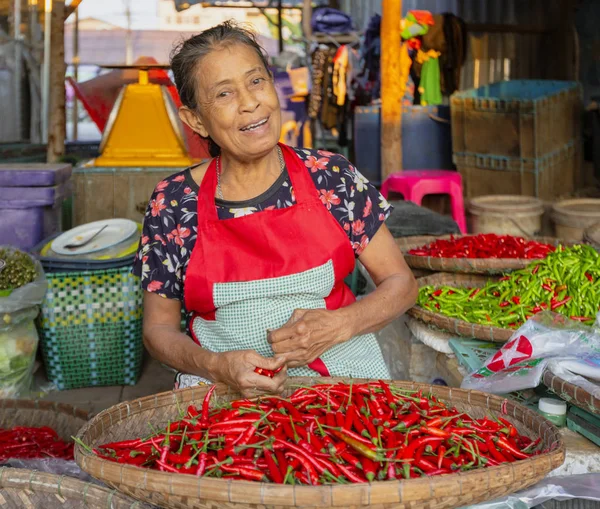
[
  {"x1": 400, "y1": 235, "x2": 565, "y2": 275},
  {"x1": 75, "y1": 378, "x2": 565, "y2": 509},
  {"x1": 584, "y1": 223, "x2": 600, "y2": 251},
  {"x1": 0, "y1": 399, "x2": 142, "y2": 508},
  {"x1": 407, "y1": 273, "x2": 513, "y2": 342}
]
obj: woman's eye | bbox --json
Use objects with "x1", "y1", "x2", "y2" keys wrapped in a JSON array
[
  {"x1": 252, "y1": 77, "x2": 265, "y2": 85},
  {"x1": 217, "y1": 91, "x2": 230, "y2": 98}
]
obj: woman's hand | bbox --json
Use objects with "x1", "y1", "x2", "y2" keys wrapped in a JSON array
[
  {"x1": 268, "y1": 309, "x2": 350, "y2": 368},
  {"x1": 212, "y1": 349, "x2": 287, "y2": 398}
]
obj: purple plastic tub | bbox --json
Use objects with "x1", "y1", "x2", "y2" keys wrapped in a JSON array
[{"x1": 0, "y1": 164, "x2": 73, "y2": 251}]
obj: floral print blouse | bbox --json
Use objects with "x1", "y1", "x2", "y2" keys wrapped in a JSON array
[{"x1": 132, "y1": 148, "x2": 393, "y2": 301}]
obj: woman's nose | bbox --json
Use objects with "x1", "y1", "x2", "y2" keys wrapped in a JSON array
[{"x1": 238, "y1": 88, "x2": 259, "y2": 113}]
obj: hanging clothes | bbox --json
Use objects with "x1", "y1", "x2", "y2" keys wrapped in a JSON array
[
  {"x1": 320, "y1": 48, "x2": 340, "y2": 130},
  {"x1": 332, "y1": 45, "x2": 349, "y2": 107},
  {"x1": 399, "y1": 43, "x2": 413, "y2": 105},
  {"x1": 417, "y1": 49, "x2": 443, "y2": 106},
  {"x1": 440, "y1": 13, "x2": 467, "y2": 95},
  {"x1": 308, "y1": 47, "x2": 329, "y2": 119}
]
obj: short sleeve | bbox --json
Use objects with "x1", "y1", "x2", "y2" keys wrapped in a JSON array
[
  {"x1": 313, "y1": 152, "x2": 393, "y2": 257},
  {"x1": 132, "y1": 176, "x2": 196, "y2": 300}
]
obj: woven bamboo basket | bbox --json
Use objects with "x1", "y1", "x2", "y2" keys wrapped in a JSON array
[
  {"x1": 542, "y1": 370, "x2": 600, "y2": 416},
  {"x1": 75, "y1": 378, "x2": 565, "y2": 509},
  {"x1": 407, "y1": 273, "x2": 513, "y2": 342},
  {"x1": 583, "y1": 223, "x2": 600, "y2": 251},
  {"x1": 400, "y1": 235, "x2": 565, "y2": 275},
  {"x1": 0, "y1": 399, "x2": 143, "y2": 508}
]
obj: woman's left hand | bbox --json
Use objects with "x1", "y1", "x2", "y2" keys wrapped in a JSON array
[{"x1": 268, "y1": 309, "x2": 350, "y2": 368}]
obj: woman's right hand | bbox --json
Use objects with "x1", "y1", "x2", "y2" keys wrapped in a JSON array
[{"x1": 212, "y1": 349, "x2": 287, "y2": 398}]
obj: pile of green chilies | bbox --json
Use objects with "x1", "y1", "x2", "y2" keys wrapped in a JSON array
[
  {"x1": 84, "y1": 381, "x2": 541, "y2": 484},
  {"x1": 418, "y1": 245, "x2": 600, "y2": 328}
]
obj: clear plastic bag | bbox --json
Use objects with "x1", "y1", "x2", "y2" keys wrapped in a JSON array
[
  {"x1": 461, "y1": 311, "x2": 600, "y2": 394},
  {"x1": 465, "y1": 474, "x2": 600, "y2": 508},
  {"x1": 0, "y1": 247, "x2": 47, "y2": 397}
]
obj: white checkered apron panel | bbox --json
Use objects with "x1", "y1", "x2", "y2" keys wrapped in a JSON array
[{"x1": 178, "y1": 260, "x2": 389, "y2": 388}]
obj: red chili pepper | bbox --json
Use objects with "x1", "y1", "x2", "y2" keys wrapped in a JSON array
[
  {"x1": 495, "y1": 436, "x2": 529, "y2": 460},
  {"x1": 221, "y1": 464, "x2": 267, "y2": 482},
  {"x1": 402, "y1": 436, "x2": 443, "y2": 460},
  {"x1": 485, "y1": 436, "x2": 508, "y2": 464},
  {"x1": 570, "y1": 316, "x2": 593, "y2": 322},
  {"x1": 199, "y1": 385, "x2": 216, "y2": 428},
  {"x1": 337, "y1": 463, "x2": 367, "y2": 483}
]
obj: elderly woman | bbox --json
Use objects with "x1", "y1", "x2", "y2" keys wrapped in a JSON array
[{"x1": 133, "y1": 22, "x2": 418, "y2": 397}]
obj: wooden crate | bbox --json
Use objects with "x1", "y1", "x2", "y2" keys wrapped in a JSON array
[
  {"x1": 451, "y1": 80, "x2": 582, "y2": 160},
  {"x1": 456, "y1": 140, "x2": 581, "y2": 200},
  {"x1": 72, "y1": 164, "x2": 183, "y2": 226}
]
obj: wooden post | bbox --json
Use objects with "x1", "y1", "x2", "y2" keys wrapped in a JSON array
[
  {"x1": 47, "y1": 0, "x2": 66, "y2": 162},
  {"x1": 381, "y1": 0, "x2": 402, "y2": 180}
]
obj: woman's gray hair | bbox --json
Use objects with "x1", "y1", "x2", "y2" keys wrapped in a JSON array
[{"x1": 170, "y1": 20, "x2": 271, "y2": 111}]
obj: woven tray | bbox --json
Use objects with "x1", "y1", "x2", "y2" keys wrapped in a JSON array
[
  {"x1": 401, "y1": 235, "x2": 565, "y2": 275},
  {"x1": 542, "y1": 370, "x2": 600, "y2": 416},
  {"x1": 75, "y1": 377, "x2": 565, "y2": 509},
  {"x1": 0, "y1": 400, "x2": 142, "y2": 508},
  {"x1": 407, "y1": 273, "x2": 514, "y2": 342},
  {"x1": 584, "y1": 223, "x2": 600, "y2": 250}
]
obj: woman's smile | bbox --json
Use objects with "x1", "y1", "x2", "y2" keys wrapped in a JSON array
[{"x1": 239, "y1": 115, "x2": 271, "y2": 135}]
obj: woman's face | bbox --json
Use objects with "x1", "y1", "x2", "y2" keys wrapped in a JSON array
[{"x1": 181, "y1": 43, "x2": 281, "y2": 161}]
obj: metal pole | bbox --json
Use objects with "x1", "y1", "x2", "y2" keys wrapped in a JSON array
[
  {"x1": 41, "y1": 0, "x2": 52, "y2": 143},
  {"x1": 277, "y1": 0, "x2": 283, "y2": 53},
  {"x1": 14, "y1": 0, "x2": 22, "y2": 140},
  {"x1": 72, "y1": 6, "x2": 79, "y2": 140},
  {"x1": 124, "y1": 0, "x2": 133, "y2": 64}
]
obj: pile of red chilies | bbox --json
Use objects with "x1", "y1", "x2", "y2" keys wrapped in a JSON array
[
  {"x1": 0, "y1": 426, "x2": 74, "y2": 461},
  {"x1": 92, "y1": 382, "x2": 542, "y2": 484},
  {"x1": 408, "y1": 234, "x2": 555, "y2": 259}
]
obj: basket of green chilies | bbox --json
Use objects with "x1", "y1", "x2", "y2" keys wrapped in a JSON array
[{"x1": 409, "y1": 245, "x2": 600, "y2": 342}]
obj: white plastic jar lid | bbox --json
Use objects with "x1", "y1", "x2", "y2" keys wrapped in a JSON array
[{"x1": 538, "y1": 397, "x2": 567, "y2": 416}]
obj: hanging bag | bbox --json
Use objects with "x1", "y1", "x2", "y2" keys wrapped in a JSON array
[{"x1": 311, "y1": 7, "x2": 354, "y2": 34}]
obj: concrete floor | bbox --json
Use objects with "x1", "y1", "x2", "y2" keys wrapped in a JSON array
[{"x1": 39, "y1": 354, "x2": 175, "y2": 416}]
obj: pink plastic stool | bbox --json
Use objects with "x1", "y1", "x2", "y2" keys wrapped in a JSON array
[{"x1": 381, "y1": 170, "x2": 467, "y2": 233}]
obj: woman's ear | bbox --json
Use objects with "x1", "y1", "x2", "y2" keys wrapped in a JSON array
[{"x1": 179, "y1": 107, "x2": 209, "y2": 138}]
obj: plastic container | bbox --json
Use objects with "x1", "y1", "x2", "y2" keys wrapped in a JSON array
[
  {"x1": 538, "y1": 397, "x2": 567, "y2": 427},
  {"x1": 353, "y1": 104, "x2": 454, "y2": 185},
  {"x1": 552, "y1": 199, "x2": 600, "y2": 242},
  {"x1": 468, "y1": 195, "x2": 545, "y2": 236},
  {"x1": 451, "y1": 80, "x2": 582, "y2": 200},
  {"x1": 0, "y1": 163, "x2": 73, "y2": 251},
  {"x1": 451, "y1": 80, "x2": 582, "y2": 160}
]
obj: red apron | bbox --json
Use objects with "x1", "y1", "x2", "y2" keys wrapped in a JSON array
[{"x1": 179, "y1": 144, "x2": 388, "y2": 386}]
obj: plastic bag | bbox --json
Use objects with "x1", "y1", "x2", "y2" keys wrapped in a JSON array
[
  {"x1": 461, "y1": 311, "x2": 600, "y2": 394},
  {"x1": 0, "y1": 247, "x2": 47, "y2": 397},
  {"x1": 0, "y1": 246, "x2": 47, "y2": 313},
  {"x1": 1, "y1": 458, "x2": 94, "y2": 482},
  {"x1": 465, "y1": 474, "x2": 600, "y2": 508}
]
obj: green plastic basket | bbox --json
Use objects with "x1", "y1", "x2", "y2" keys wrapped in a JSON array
[{"x1": 37, "y1": 266, "x2": 143, "y2": 390}]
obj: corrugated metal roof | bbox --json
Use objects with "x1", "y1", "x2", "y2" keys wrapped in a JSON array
[
  {"x1": 173, "y1": 0, "x2": 305, "y2": 12},
  {"x1": 63, "y1": 26, "x2": 279, "y2": 66}
]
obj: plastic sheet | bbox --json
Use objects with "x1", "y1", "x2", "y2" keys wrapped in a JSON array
[
  {"x1": 465, "y1": 474, "x2": 600, "y2": 508},
  {"x1": 1, "y1": 458, "x2": 94, "y2": 482},
  {"x1": 461, "y1": 311, "x2": 600, "y2": 394}
]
